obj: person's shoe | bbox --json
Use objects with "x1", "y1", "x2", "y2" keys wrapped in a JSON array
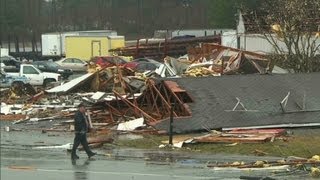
[
  {"x1": 71, "y1": 154, "x2": 79, "y2": 160},
  {"x1": 88, "y1": 152, "x2": 97, "y2": 158}
]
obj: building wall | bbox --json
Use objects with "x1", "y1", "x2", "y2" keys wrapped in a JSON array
[
  {"x1": 65, "y1": 36, "x2": 109, "y2": 60},
  {"x1": 221, "y1": 31, "x2": 238, "y2": 49},
  {"x1": 239, "y1": 34, "x2": 320, "y2": 55},
  {"x1": 108, "y1": 36, "x2": 125, "y2": 51},
  {"x1": 65, "y1": 36, "x2": 125, "y2": 60}
]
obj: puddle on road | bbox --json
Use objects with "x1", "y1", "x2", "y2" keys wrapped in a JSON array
[{"x1": 117, "y1": 133, "x2": 144, "y2": 140}]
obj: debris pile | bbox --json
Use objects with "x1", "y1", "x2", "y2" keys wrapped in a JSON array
[
  {"x1": 0, "y1": 63, "x2": 193, "y2": 135},
  {"x1": 0, "y1": 42, "x2": 293, "y2": 142},
  {"x1": 157, "y1": 43, "x2": 271, "y2": 78},
  {"x1": 1, "y1": 83, "x2": 37, "y2": 104},
  {"x1": 185, "y1": 43, "x2": 270, "y2": 75}
]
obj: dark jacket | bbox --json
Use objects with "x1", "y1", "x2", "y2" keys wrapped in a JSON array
[{"x1": 74, "y1": 110, "x2": 88, "y2": 133}]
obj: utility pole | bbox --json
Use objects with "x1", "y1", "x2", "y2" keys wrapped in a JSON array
[
  {"x1": 0, "y1": 0, "x2": 6, "y2": 47},
  {"x1": 137, "y1": 0, "x2": 143, "y2": 36},
  {"x1": 182, "y1": 0, "x2": 192, "y2": 28},
  {"x1": 51, "y1": 0, "x2": 57, "y2": 31}
]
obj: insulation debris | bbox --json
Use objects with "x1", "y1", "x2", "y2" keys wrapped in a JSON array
[{"x1": 117, "y1": 117, "x2": 145, "y2": 131}]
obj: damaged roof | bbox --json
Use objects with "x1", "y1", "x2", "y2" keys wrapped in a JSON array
[{"x1": 154, "y1": 73, "x2": 320, "y2": 133}]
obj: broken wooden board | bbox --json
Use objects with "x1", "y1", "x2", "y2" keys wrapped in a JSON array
[
  {"x1": 79, "y1": 143, "x2": 103, "y2": 150},
  {"x1": 0, "y1": 114, "x2": 27, "y2": 121},
  {"x1": 193, "y1": 133, "x2": 275, "y2": 143},
  {"x1": 87, "y1": 135, "x2": 114, "y2": 144},
  {"x1": 161, "y1": 135, "x2": 194, "y2": 148},
  {"x1": 46, "y1": 72, "x2": 95, "y2": 93}
]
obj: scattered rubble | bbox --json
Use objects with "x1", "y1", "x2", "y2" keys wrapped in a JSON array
[
  {"x1": 207, "y1": 155, "x2": 320, "y2": 178},
  {"x1": 159, "y1": 129, "x2": 287, "y2": 148}
]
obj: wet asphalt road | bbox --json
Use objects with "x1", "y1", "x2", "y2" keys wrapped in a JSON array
[
  {"x1": 0, "y1": 130, "x2": 221, "y2": 180},
  {"x1": 0, "y1": 127, "x2": 313, "y2": 180}
]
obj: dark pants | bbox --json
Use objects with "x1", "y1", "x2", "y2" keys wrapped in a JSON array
[{"x1": 71, "y1": 133, "x2": 92, "y2": 158}]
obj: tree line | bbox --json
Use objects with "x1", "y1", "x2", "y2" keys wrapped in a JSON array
[
  {"x1": 1, "y1": 0, "x2": 319, "y2": 73},
  {"x1": 0, "y1": 0, "x2": 259, "y2": 44}
]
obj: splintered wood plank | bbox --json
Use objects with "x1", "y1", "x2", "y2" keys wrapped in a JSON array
[
  {"x1": 194, "y1": 134, "x2": 274, "y2": 143},
  {"x1": 0, "y1": 114, "x2": 27, "y2": 121},
  {"x1": 228, "y1": 129, "x2": 286, "y2": 137},
  {"x1": 163, "y1": 81, "x2": 186, "y2": 93}
]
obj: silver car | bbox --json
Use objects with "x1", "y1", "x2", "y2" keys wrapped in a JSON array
[{"x1": 55, "y1": 58, "x2": 88, "y2": 72}]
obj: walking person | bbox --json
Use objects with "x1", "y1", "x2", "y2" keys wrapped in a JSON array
[{"x1": 71, "y1": 103, "x2": 96, "y2": 160}]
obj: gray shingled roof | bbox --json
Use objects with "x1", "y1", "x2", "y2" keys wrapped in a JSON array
[{"x1": 154, "y1": 73, "x2": 320, "y2": 133}]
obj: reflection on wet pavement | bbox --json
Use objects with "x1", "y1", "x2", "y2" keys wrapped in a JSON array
[{"x1": 72, "y1": 159, "x2": 90, "y2": 180}]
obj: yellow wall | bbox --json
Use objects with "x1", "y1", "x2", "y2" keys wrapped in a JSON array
[
  {"x1": 65, "y1": 36, "x2": 109, "y2": 60},
  {"x1": 65, "y1": 36, "x2": 125, "y2": 60},
  {"x1": 108, "y1": 37, "x2": 125, "y2": 50}
]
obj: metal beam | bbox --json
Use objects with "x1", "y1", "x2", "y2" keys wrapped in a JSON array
[{"x1": 113, "y1": 90, "x2": 157, "y2": 122}]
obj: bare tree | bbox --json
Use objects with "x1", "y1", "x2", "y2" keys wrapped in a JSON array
[{"x1": 252, "y1": 0, "x2": 320, "y2": 72}]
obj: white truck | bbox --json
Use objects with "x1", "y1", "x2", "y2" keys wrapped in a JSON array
[
  {"x1": 41, "y1": 30, "x2": 117, "y2": 58},
  {"x1": 7, "y1": 64, "x2": 61, "y2": 87},
  {"x1": 0, "y1": 69, "x2": 30, "y2": 88}
]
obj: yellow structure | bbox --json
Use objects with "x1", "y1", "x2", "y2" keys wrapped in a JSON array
[{"x1": 65, "y1": 36, "x2": 125, "y2": 60}]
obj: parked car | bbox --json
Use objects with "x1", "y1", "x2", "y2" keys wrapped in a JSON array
[
  {"x1": 32, "y1": 61, "x2": 73, "y2": 79},
  {"x1": 90, "y1": 56, "x2": 127, "y2": 69},
  {"x1": 55, "y1": 58, "x2": 87, "y2": 72},
  {"x1": 0, "y1": 69, "x2": 30, "y2": 88},
  {"x1": 0, "y1": 56, "x2": 21, "y2": 72},
  {"x1": 124, "y1": 58, "x2": 162, "y2": 72}
]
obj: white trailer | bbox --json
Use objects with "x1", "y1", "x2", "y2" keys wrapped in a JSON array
[
  {"x1": 221, "y1": 31, "x2": 238, "y2": 49},
  {"x1": 41, "y1": 30, "x2": 117, "y2": 57},
  {"x1": 154, "y1": 29, "x2": 234, "y2": 39},
  {"x1": 41, "y1": 32, "x2": 77, "y2": 57}
]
